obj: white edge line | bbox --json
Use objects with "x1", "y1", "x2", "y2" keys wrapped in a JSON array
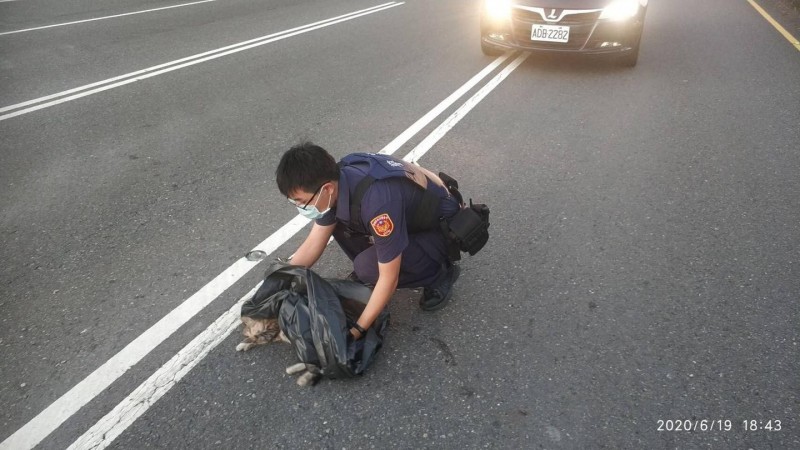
[
  {"x1": 64, "y1": 52, "x2": 520, "y2": 446},
  {"x1": 379, "y1": 51, "x2": 511, "y2": 156},
  {"x1": 0, "y1": 0, "x2": 217, "y2": 36},
  {"x1": 64, "y1": 53, "x2": 521, "y2": 448},
  {"x1": 0, "y1": 48, "x2": 508, "y2": 450},
  {"x1": 403, "y1": 52, "x2": 529, "y2": 164},
  {"x1": 0, "y1": 2, "x2": 401, "y2": 117},
  {"x1": 0, "y1": 216, "x2": 309, "y2": 450},
  {"x1": 66, "y1": 286, "x2": 255, "y2": 450}
]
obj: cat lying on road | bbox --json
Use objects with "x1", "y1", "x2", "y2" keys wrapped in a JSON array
[{"x1": 235, "y1": 316, "x2": 320, "y2": 386}]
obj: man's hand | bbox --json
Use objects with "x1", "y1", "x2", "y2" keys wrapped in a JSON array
[
  {"x1": 290, "y1": 222, "x2": 335, "y2": 268},
  {"x1": 349, "y1": 255, "x2": 400, "y2": 340},
  {"x1": 349, "y1": 322, "x2": 367, "y2": 340}
]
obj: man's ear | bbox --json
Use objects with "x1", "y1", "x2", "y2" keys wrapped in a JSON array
[{"x1": 326, "y1": 181, "x2": 338, "y2": 201}]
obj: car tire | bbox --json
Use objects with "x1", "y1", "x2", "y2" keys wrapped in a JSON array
[
  {"x1": 620, "y1": 24, "x2": 644, "y2": 67},
  {"x1": 481, "y1": 39, "x2": 504, "y2": 57},
  {"x1": 619, "y1": 46, "x2": 639, "y2": 67}
]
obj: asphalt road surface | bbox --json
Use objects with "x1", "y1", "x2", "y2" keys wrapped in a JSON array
[{"x1": 1, "y1": 0, "x2": 799, "y2": 448}]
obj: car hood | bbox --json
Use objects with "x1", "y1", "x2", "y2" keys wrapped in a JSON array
[{"x1": 511, "y1": 0, "x2": 647, "y2": 9}]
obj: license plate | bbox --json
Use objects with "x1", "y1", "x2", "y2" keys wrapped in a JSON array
[{"x1": 530, "y1": 24, "x2": 570, "y2": 43}]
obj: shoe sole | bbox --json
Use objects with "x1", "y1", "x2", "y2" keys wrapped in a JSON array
[{"x1": 420, "y1": 265, "x2": 460, "y2": 312}]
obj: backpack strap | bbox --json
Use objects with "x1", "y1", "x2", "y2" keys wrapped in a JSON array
[
  {"x1": 350, "y1": 175, "x2": 376, "y2": 235},
  {"x1": 349, "y1": 175, "x2": 441, "y2": 234}
]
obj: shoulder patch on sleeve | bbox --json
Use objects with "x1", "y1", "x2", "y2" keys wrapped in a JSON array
[{"x1": 370, "y1": 213, "x2": 394, "y2": 237}]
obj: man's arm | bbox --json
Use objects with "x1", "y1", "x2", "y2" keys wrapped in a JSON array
[
  {"x1": 289, "y1": 222, "x2": 335, "y2": 268},
  {"x1": 351, "y1": 254, "x2": 400, "y2": 338}
]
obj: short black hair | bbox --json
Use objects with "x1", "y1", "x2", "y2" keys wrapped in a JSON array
[{"x1": 276, "y1": 142, "x2": 339, "y2": 197}]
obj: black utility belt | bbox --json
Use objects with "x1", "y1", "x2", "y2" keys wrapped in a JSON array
[
  {"x1": 441, "y1": 200, "x2": 490, "y2": 260},
  {"x1": 437, "y1": 172, "x2": 490, "y2": 261}
]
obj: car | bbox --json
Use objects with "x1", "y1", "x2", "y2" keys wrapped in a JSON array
[{"x1": 480, "y1": 0, "x2": 648, "y2": 66}]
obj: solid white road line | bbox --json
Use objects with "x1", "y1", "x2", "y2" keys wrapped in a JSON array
[
  {"x1": 0, "y1": 0, "x2": 216, "y2": 36},
  {"x1": 0, "y1": 216, "x2": 311, "y2": 450},
  {"x1": 0, "y1": 48, "x2": 512, "y2": 450},
  {"x1": 0, "y1": 2, "x2": 404, "y2": 121},
  {"x1": 65, "y1": 51, "x2": 527, "y2": 450},
  {"x1": 67, "y1": 285, "x2": 256, "y2": 450},
  {"x1": 379, "y1": 52, "x2": 512, "y2": 156},
  {"x1": 403, "y1": 52, "x2": 530, "y2": 164}
]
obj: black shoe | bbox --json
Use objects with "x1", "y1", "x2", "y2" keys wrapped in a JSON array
[{"x1": 419, "y1": 264, "x2": 461, "y2": 311}]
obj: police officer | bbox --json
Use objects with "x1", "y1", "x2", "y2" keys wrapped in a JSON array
[{"x1": 276, "y1": 142, "x2": 462, "y2": 340}]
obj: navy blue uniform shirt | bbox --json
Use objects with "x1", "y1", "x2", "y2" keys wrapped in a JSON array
[{"x1": 316, "y1": 161, "x2": 460, "y2": 264}]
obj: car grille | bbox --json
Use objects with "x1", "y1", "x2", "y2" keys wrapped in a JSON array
[{"x1": 511, "y1": 9, "x2": 601, "y2": 50}]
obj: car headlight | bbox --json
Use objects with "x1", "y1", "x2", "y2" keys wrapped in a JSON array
[
  {"x1": 599, "y1": 0, "x2": 641, "y2": 21},
  {"x1": 484, "y1": 0, "x2": 512, "y2": 21}
]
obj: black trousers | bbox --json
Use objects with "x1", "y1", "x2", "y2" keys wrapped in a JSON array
[{"x1": 332, "y1": 222, "x2": 448, "y2": 289}]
